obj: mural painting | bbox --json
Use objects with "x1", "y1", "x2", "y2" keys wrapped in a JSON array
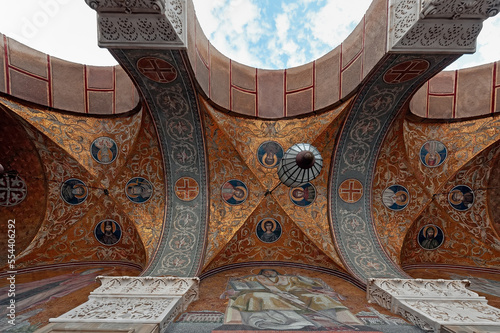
[
  {"x1": 125, "y1": 177, "x2": 154, "y2": 203},
  {"x1": 257, "y1": 141, "x2": 284, "y2": 168},
  {"x1": 60, "y1": 178, "x2": 88, "y2": 205},
  {"x1": 216, "y1": 269, "x2": 365, "y2": 331},
  {"x1": 418, "y1": 224, "x2": 444, "y2": 250},
  {"x1": 419, "y1": 140, "x2": 447, "y2": 167},
  {"x1": 90, "y1": 136, "x2": 118, "y2": 164},
  {"x1": 256, "y1": 218, "x2": 282, "y2": 243},
  {"x1": 290, "y1": 183, "x2": 316, "y2": 207},
  {"x1": 448, "y1": 185, "x2": 474, "y2": 211},
  {"x1": 94, "y1": 220, "x2": 122, "y2": 246},
  {"x1": 221, "y1": 179, "x2": 248, "y2": 205},
  {"x1": 382, "y1": 185, "x2": 409, "y2": 211}
]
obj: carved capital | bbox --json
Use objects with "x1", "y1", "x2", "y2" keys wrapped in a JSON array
[
  {"x1": 389, "y1": 0, "x2": 500, "y2": 53},
  {"x1": 86, "y1": 0, "x2": 187, "y2": 49}
]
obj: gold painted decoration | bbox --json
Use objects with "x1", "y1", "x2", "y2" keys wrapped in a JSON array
[
  {"x1": 175, "y1": 177, "x2": 199, "y2": 201},
  {"x1": 338, "y1": 179, "x2": 363, "y2": 204}
]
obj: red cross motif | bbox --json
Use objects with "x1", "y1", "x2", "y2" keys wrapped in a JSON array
[
  {"x1": 338, "y1": 179, "x2": 363, "y2": 203},
  {"x1": 175, "y1": 177, "x2": 199, "y2": 201},
  {"x1": 137, "y1": 57, "x2": 177, "y2": 83},
  {"x1": 383, "y1": 59, "x2": 429, "y2": 84}
]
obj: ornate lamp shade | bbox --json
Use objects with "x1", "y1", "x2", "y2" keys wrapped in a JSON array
[{"x1": 277, "y1": 143, "x2": 323, "y2": 187}]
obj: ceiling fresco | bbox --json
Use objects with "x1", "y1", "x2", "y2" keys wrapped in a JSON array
[
  {"x1": 372, "y1": 107, "x2": 500, "y2": 267},
  {"x1": 0, "y1": 96, "x2": 166, "y2": 269},
  {"x1": 200, "y1": 97, "x2": 350, "y2": 272}
]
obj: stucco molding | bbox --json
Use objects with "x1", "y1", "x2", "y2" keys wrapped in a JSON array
[
  {"x1": 50, "y1": 276, "x2": 199, "y2": 331},
  {"x1": 367, "y1": 278, "x2": 500, "y2": 332},
  {"x1": 85, "y1": 0, "x2": 187, "y2": 49},
  {"x1": 389, "y1": 0, "x2": 500, "y2": 53}
]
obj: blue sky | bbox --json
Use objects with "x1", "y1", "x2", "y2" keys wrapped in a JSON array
[{"x1": 0, "y1": 0, "x2": 498, "y2": 70}]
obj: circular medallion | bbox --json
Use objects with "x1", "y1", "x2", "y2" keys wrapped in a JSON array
[
  {"x1": 338, "y1": 179, "x2": 363, "y2": 203},
  {"x1": 257, "y1": 141, "x2": 284, "y2": 168},
  {"x1": 125, "y1": 177, "x2": 154, "y2": 203},
  {"x1": 382, "y1": 185, "x2": 410, "y2": 211},
  {"x1": 418, "y1": 224, "x2": 444, "y2": 250},
  {"x1": 94, "y1": 219, "x2": 122, "y2": 246},
  {"x1": 0, "y1": 174, "x2": 27, "y2": 206},
  {"x1": 448, "y1": 185, "x2": 474, "y2": 211},
  {"x1": 290, "y1": 182, "x2": 316, "y2": 207},
  {"x1": 175, "y1": 177, "x2": 199, "y2": 201},
  {"x1": 383, "y1": 59, "x2": 430, "y2": 84},
  {"x1": 420, "y1": 140, "x2": 447, "y2": 167},
  {"x1": 91, "y1": 137, "x2": 118, "y2": 164},
  {"x1": 221, "y1": 179, "x2": 248, "y2": 205},
  {"x1": 60, "y1": 178, "x2": 88, "y2": 205},
  {"x1": 256, "y1": 218, "x2": 282, "y2": 243},
  {"x1": 137, "y1": 57, "x2": 177, "y2": 83}
]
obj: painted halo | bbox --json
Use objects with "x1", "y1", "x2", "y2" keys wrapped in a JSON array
[
  {"x1": 382, "y1": 185, "x2": 410, "y2": 211},
  {"x1": 221, "y1": 179, "x2": 248, "y2": 205},
  {"x1": 125, "y1": 177, "x2": 154, "y2": 203},
  {"x1": 256, "y1": 218, "x2": 282, "y2": 243},
  {"x1": 420, "y1": 140, "x2": 447, "y2": 168},
  {"x1": 90, "y1": 136, "x2": 118, "y2": 164},
  {"x1": 418, "y1": 224, "x2": 444, "y2": 250},
  {"x1": 448, "y1": 185, "x2": 474, "y2": 211},
  {"x1": 94, "y1": 219, "x2": 122, "y2": 246},
  {"x1": 289, "y1": 182, "x2": 316, "y2": 207},
  {"x1": 257, "y1": 141, "x2": 284, "y2": 168},
  {"x1": 60, "y1": 178, "x2": 88, "y2": 205}
]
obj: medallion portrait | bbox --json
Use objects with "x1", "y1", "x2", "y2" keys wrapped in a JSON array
[
  {"x1": 382, "y1": 185, "x2": 409, "y2": 211},
  {"x1": 257, "y1": 141, "x2": 284, "y2": 168},
  {"x1": 91, "y1": 137, "x2": 118, "y2": 164},
  {"x1": 60, "y1": 178, "x2": 88, "y2": 205},
  {"x1": 94, "y1": 220, "x2": 122, "y2": 246},
  {"x1": 125, "y1": 177, "x2": 154, "y2": 203},
  {"x1": 256, "y1": 218, "x2": 282, "y2": 243},
  {"x1": 221, "y1": 179, "x2": 248, "y2": 205},
  {"x1": 418, "y1": 224, "x2": 444, "y2": 250},
  {"x1": 448, "y1": 185, "x2": 474, "y2": 211},
  {"x1": 290, "y1": 182, "x2": 316, "y2": 207},
  {"x1": 420, "y1": 140, "x2": 447, "y2": 167}
]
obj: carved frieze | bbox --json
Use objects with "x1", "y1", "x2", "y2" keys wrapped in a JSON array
[
  {"x1": 389, "y1": 0, "x2": 500, "y2": 53},
  {"x1": 367, "y1": 278, "x2": 500, "y2": 332},
  {"x1": 85, "y1": 0, "x2": 187, "y2": 49},
  {"x1": 50, "y1": 276, "x2": 199, "y2": 331}
]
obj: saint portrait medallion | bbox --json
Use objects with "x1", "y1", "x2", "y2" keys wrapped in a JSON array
[
  {"x1": 94, "y1": 219, "x2": 122, "y2": 246},
  {"x1": 91, "y1": 137, "x2": 118, "y2": 164},
  {"x1": 448, "y1": 185, "x2": 474, "y2": 211},
  {"x1": 290, "y1": 182, "x2": 316, "y2": 207},
  {"x1": 382, "y1": 185, "x2": 409, "y2": 211},
  {"x1": 125, "y1": 177, "x2": 154, "y2": 203},
  {"x1": 257, "y1": 141, "x2": 284, "y2": 168},
  {"x1": 256, "y1": 218, "x2": 282, "y2": 243},
  {"x1": 221, "y1": 179, "x2": 248, "y2": 205},
  {"x1": 418, "y1": 224, "x2": 444, "y2": 250},
  {"x1": 60, "y1": 178, "x2": 88, "y2": 205}
]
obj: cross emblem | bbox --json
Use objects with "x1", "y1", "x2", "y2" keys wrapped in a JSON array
[
  {"x1": 0, "y1": 174, "x2": 27, "y2": 206},
  {"x1": 338, "y1": 179, "x2": 363, "y2": 203},
  {"x1": 137, "y1": 57, "x2": 177, "y2": 83},
  {"x1": 383, "y1": 59, "x2": 429, "y2": 84},
  {"x1": 175, "y1": 177, "x2": 199, "y2": 201}
]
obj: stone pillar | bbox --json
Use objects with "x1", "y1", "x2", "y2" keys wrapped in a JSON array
[
  {"x1": 35, "y1": 276, "x2": 199, "y2": 333},
  {"x1": 367, "y1": 278, "x2": 500, "y2": 332}
]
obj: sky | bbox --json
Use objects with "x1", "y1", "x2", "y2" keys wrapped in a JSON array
[{"x1": 0, "y1": 0, "x2": 498, "y2": 70}]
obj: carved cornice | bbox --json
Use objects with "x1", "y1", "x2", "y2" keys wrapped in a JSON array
[
  {"x1": 389, "y1": 0, "x2": 500, "y2": 53},
  {"x1": 86, "y1": 0, "x2": 187, "y2": 49},
  {"x1": 50, "y1": 276, "x2": 199, "y2": 331},
  {"x1": 367, "y1": 278, "x2": 500, "y2": 332}
]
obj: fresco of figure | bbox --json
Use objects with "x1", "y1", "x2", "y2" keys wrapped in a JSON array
[
  {"x1": 257, "y1": 141, "x2": 284, "y2": 168},
  {"x1": 418, "y1": 224, "x2": 444, "y2": 250},
  {"x1": 448, "y1": 185, "x2": 474, "y2": 211},
  {"x1": 219, "y1": 269, "x2": 362, "y2": 330},
  {"x1": 256, "y1": 218, "x2": 282, "y2": 243},
  {"x1": 91, "y1": 137, "x2": 118, "y2": 164},
  {"x1": 125, "y1": 177, "x2": 154, "y2": 203},
  {"x1": 60, "y1": 178, "x2": 88, "y2": 205},
  {"x1": 290, "y1": 182, "x2": 316, "y2": 207},
  {"x1": 221, "y1": 179, "x2": 248, "y2": 205},
  {"x1": 420, "y1": 140, "x2": 447, "y2": 167},
  {"x1": 382, "y1": 185, "x2": 409, "y2": 211},
  {"x1": 95, "y1": 220, "x2": 121, "y2": 246}
]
